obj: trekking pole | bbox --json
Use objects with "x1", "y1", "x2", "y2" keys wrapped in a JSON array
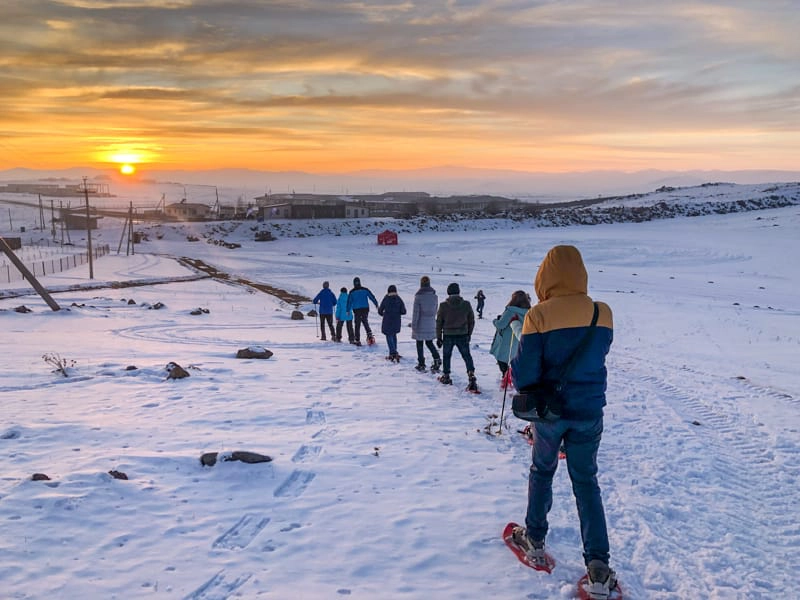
[
  {"x1": 314, "y1": 303, "x2": 319, "y2": 338},
  {"x1": 497, "y1": 323, "x2": 517, "y2": 435},
  {"x1": 498, "y1": 374, "x2": 509, "y2": 436}
]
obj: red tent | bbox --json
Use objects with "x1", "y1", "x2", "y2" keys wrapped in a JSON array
[{"x1": 377, "y1": 230, "x2": 398, "y2": 245}]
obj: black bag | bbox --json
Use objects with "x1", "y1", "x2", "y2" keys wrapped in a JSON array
[
  {"x1": 512, "y1": 303, "x2": 599, "y2": 422},
  {"x1": 512, "y1": 381, "x2": 563, "y2": 422}
]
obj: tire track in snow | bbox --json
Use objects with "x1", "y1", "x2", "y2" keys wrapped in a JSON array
[
  {"x1": 607, "y1": 354, "x2": 798, "y2": 598},
  {"x1": 113, "y1": 322, "x2": 314, "y2": 347}
]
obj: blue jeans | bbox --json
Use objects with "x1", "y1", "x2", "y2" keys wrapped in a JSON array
[
  {"x1": 385, "y1": 333, "x2": 398, "y2": 355},
  {"x1": 442, "y1": 334, "x2": 475, "y2": 374},
  {"x1": 525, "y1": 417, "x2": 609, "y2": 565}
]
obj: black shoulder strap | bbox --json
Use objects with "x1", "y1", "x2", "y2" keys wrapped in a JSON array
[{"x1": 554, "y1": 302, "x2": 599, "y2": 387}]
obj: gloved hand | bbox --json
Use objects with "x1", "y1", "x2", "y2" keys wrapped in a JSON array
[
  {"x1": 436, "y1": 338, "x2": 443, "y2": 348},
  {"x1": 510, "y1": 315, "x2": 519, "y2": 322}
]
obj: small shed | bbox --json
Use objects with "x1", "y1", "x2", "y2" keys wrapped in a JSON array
[{"x1": 377, "y1": 230, "x2": 398, "y2": 245}]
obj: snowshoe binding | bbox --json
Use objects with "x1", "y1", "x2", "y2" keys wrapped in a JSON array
[
  {"x1": 438, "y1": 373, "x2": 453, "y2": 385},
  {"x1": 415, "y1": 363, "x2": 427, "y2": 372},
  {"x1": 367, "y1": 335, "x2": 376, "y2": 346},
  {"x1": 503, "y1": 523, "x2": 556, "y2": 573},
  {"x1": 578, "y1": 560, "x2": 622, "y2": 600}
]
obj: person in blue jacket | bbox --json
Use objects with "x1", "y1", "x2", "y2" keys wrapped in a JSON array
[
  {"x1": 509, "y1": 245, "x2": 618, "y2": 599},
  {"x1": 346, "y1": 276, "x2": 379, "y2": 346},
  {"x1": 378, "y1": 284, "x2": 406, "y2": 361},
  {"x1": 334, "y1": 287, "x2": 354, "y2": 343},
  {"x1": 312, "y1": 281, "x2": 337, "y2": 341}
]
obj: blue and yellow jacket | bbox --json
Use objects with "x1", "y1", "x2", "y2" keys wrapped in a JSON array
[{"x1": 510, "y1": 245, "x2": 613, "y2": 421}]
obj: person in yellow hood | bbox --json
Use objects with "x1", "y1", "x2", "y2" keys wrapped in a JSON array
[{"x1": 509, "y1": 245, "x2": 618, "y2": 597}]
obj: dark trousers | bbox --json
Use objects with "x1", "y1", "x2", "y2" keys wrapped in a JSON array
[
  {"x1": 353, "y1": 308, "x2": 373, "y2": 341},
  {"x1": 442, "y1": 334, "x2": 474, "y2": 374},
  {"x1": 319, "y1": 313, "x2": 335, "y2": 339},
  {"x1": 416, "y1": 340, "x2": 440, "y2": 365},
  {"x1": 336, "y1": 319, "x2": 354, "y2": 342}
]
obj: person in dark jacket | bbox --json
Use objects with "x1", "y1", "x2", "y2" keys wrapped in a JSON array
[
  {"x1": 435, "y1": 282, "x2": 477, "y2": 390},
  {"x1": 411, "y1": 275, "x2": 441, "y2": 372},
  {"x1": 312, "y1": 281, "x2": 337, "y2": 341},
  {"x1": 378, "y1": 284, "x2": 406, "y2": 361},
  {"x1": 346, "y1": 276, "x2": 379, "y2": 346},
  {"x1": 509, "y1": 245, "x2": 617, "y2": 598},
  {"x1": 474, "y1": 289, "x2": 486, "y2": 319},
  {"x1": 334, "y1": 287, "x2": 354, "y2": 343}
]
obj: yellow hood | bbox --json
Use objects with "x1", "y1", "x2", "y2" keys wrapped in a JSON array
[{"x1": 534, "y1": 245, "x2": 588, "y2": 302}]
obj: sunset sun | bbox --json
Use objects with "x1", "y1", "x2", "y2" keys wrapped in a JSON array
[{"x1": 119, "y1": 163, "x2": 136, "y2": 175}]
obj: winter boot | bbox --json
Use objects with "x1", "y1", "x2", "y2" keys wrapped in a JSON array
[
  {"x1": 367, "y1": 335, "x2": 376, "y2": 346},
  {"x1": 466, "y1": 371, "x2": 479, "y2": 393},
  {"x1": 585, "y1": 559, "x2": 617, "y2": 599},
  {"x1": 511, "y1": 526, "x2": 547, "y2": 568},
  {"x1": 415, "y1": 362, "x2": 427, "y2": 372},
  {"x1": 438, "y1": 373, "x2": 453, "y2": 385},
  {"x1": 391, "y1": 352, "x2": 401, "y2": 362},
  {"x1": 430, "y1": 358, "x2": 441, "y2": 373}
]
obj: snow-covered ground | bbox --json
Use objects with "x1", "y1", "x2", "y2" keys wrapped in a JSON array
[{"x1": 1, "y1": 192, "x2": 798, "y2": 599}]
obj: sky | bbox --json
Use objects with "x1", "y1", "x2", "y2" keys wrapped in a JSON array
[
  {"x1": 1, "y1": 188, "x2": 799, "y2": 598},
  {"x1": 1, "y1": 1, "x2": 799, "y2": 177}
]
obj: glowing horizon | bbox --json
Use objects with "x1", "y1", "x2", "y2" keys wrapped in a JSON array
[{"x1": 1, "y1": 2, "x2": 798, "y2": 174}]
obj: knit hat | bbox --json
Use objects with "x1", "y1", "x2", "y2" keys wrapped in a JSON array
[
  {"x1": 322, "y1": 281, "x2": 329, "y2": 288},
  {"x1": 388, "y1": 284, "x2": 397, "y2": 293},
  {"x1": 340, "y1": 287, "x2": 347, "y2": 293},
  {"x1": 420, "y1": 275, "x2": 431, "y2": 287},
  {"x1": 447, "y1": 282, "x2": 460, "y2": 295},
  {"x1": 353, "y1": 277, "x2": 361, "y2": 287}
]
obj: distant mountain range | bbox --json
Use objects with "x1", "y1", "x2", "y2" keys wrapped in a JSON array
[{"x1": 1, "y1": 166, "x2": 799, "y2": 199}]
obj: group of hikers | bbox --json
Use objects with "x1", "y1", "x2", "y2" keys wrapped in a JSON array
[
  {"x1": 312, "y1": 276, "x2": 483, "y2": 392},
  {"x1": 312, "y1": 245, "x2": 618, "y2": 599}
]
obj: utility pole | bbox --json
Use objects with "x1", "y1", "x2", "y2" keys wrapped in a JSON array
[
  {"x1": 50, "y1": 199, "x2": 56, "y2": 239},
  {"x1": 38, "y1": 195, "x2": 45, "y2": 230},
  {"x1": 83, "y1": 177, "x2": 94, "y2": 279},
  {"x1": 128, "y1": 201, "x2": 135, "y2": 255}
]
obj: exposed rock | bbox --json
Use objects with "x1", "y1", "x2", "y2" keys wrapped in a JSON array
[
  {"x1": 291, "y1": 310, "x2": 304, "y2": 320},
  {"x1": 190, "y1": 307, "x2": 210, "y2": 315},
  {"x1": 236, "y1": 346, "x2": 274, "y2": 359},
  {"x1": 200, "y1": 450, "x2": 272, "y2": 467},
  {"x1": 32, "y1": 473, "x2": 51, "y2": 481},
  {"x1": 14, "y1": 305, "x2": 32, "y2": 313},
  {"x1": 165, "y1": 361, "x2": 190, "y2": 379},
  {"x1": 307, "y1": 309, "x2": 318, "y2": 317},
  {"x1": 108, "y1": 470, "x2": 128, "y2": 480}
]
